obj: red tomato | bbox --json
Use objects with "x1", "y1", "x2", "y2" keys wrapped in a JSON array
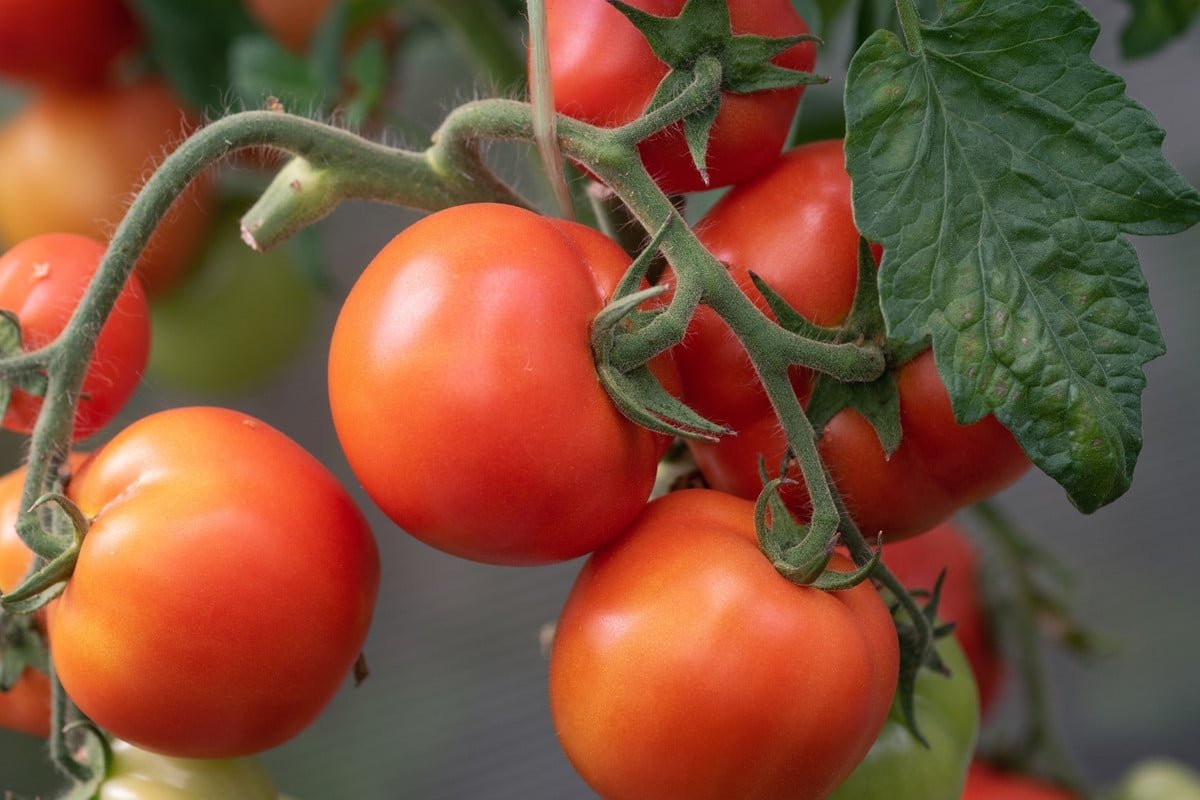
[
  {"x1": 0, "y1": 80, "x2": 215, "y2": 296},
  {"x1": 963, "y1": 763, "x2": 1077, "y2": 799},
  {"x1": 245, "y1": 0, "x2": 333, "y2": 52},
  {"x1": 49, "y1": 407, "x2": 380, "y2": 758},
  {"x1": 883, "y1": 522, "x2": 1004, "y2": 714},
  {"x1": 328, "y1": 203, "x2": 673, "y2": 566},
  {"x1": 674, "y1": 140, "x2": 1029, "y2": 539},
  {"x1": 0, "y1": 0, "x2": 138, "y2": 87},
  {"x1": 0, "y1": 234, "x2": 150, "y2": 439},
  {"x1": 545, "y1": 0, "x2": 816, "y2": 194},
  {"x1": 550, "y1": 489, "x2": 899, "y2": 800}
]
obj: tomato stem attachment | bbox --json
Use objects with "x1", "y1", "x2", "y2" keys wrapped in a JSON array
[{"x1": 894, "y1": 0, "x2": 925, "y2": 54}]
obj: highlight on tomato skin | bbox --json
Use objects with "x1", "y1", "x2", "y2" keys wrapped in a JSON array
[{"x1": 0, "y1": 233, "x2": 150, "y2": 440}]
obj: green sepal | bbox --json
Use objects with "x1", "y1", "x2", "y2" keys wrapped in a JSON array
[
  {"x1": 55, "y1": 722, "x2": 112, "y2": 800},
  {"x1": 748, "y1": 272, "x2": 839, "y2": 342},
  {"x1": 0, "y1": 310, "x2": 22, "y2": 357},
  {"x1": 0, "y1": 580, "x2": 66, "y2": 617},
  {"x1": 0, "y1": 614, "x2": 48, "y2": 690},
  {"x1": 807, "y1": 370, "x2": 902, "y2": 452},
  {"x1": 0, "y1": 493, "x2": 89, "y2": 612},
  {"x1": 889, "y1": 570, "x2": 955, "y2": 747},
  {"x1": 813, "y1": 541, "x2": 881, "y2": 591},
  {"x1": 598, "y1": 362, "x2": 730, "y2": 440}
]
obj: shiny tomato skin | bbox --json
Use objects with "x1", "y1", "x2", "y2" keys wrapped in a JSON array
[
  {"x1": 963, "y1": 763, "x2": 1077, "y2": 800},
  {"x1": 0, "y1": 80, "x2": 215, "y2": 296},
  {"x1": 550, "y1": 489, "x2": 899, "y2": 800},
  {"x1": 545, "y1": 0, "x2": 816, "y2": 194},
  {"x1": 0, "y1": 234, "x2": 150, "y2": 439},
  {"x1": 0, "y1": 0, "x2": 138, "y2": 87},
  {"x1": 49, "y1": 407, "x2": 380, "y2": 758},
  {"x1": 675, "y1": 140, "x2": 1030, "y2": 539},
  {"x1": 328, "y1": 203, "x2": 672, "y2": 566},
  {"x1": 883, "y1": 522, "x2": 1005, "y2": 714}
]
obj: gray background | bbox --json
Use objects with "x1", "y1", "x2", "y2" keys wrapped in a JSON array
[{"x1": 1, "y1": 0, "x2": 1198, "y2": 796}]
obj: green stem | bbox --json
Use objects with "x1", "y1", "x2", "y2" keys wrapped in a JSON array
[
  {"x1": 612, "y1": 56, "x2": 722, "y2": 146},
  {"x1": 49, "y1": 661, "x2": 91, "y2": 783},
  {"x1": 526, "y1": 0, "x2": 575, "y2": 218},
  {"x1": 895, "y1": 0, "x2": 925, "y2": 54}
]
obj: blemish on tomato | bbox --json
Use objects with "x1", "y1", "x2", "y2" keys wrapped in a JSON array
[{"x1": 31, "y1": 261, "x2": 50, "y2": 280}]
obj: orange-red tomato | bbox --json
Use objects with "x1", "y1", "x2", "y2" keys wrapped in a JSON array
[
  {"x1": 0, "y1": 80, "x2": 215, "y2": 296},
  {"x1": 963, "y1": 763, "x2": 1077, "y2": 799},
  {"x1": 0, "y1": 234, "x2": 150, "y2": 439},
  {"x1": 49, "y1": 407, "x2": 380, "y2": 758},
  {"x1": 545, "y1": 0, "x2": 817, "y2": 194},
  {"x1": 245, "y1": 0, "x2": 333, "y2": 52},
  {"x1": 550, "y1": 489, "x2": 899, "y2": 800},
  {"x1": 675, "y1": 140, "x2": 1030, "y2": 539},
  {"x1": 328, "y1": 203, "x2": 674, "y2": 566},
  {"x1": 0, "y1": 0, "x2": 138, "y2": 87}
]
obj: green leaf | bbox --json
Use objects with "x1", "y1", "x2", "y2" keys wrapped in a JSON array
[
  {"x1": 127, "y1": 0, "x2": 258, "y2": 113},
  {"x1": 1120, "y1": 0, "x2": 1200, "y2": 58},
  {"x1": 230, "y1": 36, "x2": 329, "y2": 113},
  {"x1": 844, "y1": 0, "x2": 1200, "y2": 513}
]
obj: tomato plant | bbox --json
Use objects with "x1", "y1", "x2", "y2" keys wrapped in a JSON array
[
  {"x1": 0, "y1": 79, "x2": 215, "y2": 296},
  {"x1": 962, "y1": 762, "x2": 1077, "y2": 799},
  {"x1": 97, "y1": 738, "x2": 279, "y2": 800},
  {"x1": 328, "y1": 202, "x2": 673, "y2": 566},
  {"x1": 828, "y1": 635, "x2": 979, "y2": 800},
  {"x1": 48, "y1": 407, "x2": 380, "y2": 758},
  {"x1": 0, "y1": 0, "x2": 139, "y2": 87},
  {"x1": 549, "y1": 489, "x2": 899, "y2": 800},
  {"x1": 883, "y1": 522, "x2": 1004, "y2": 713},
  {"x1": 544, "y1": 0, "x2": 816, "y2": 194},
  {"x1": 675, "y1": 140, "x2": 1030, "y2": 539},
  {"x1": 147, "y1": 206, "x2": 319, "y2": 394},
  {"x1": 0, "y1": 234, "x2": 150, "y2": 439}
]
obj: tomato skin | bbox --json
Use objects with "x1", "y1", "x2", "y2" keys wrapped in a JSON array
[
  {"x1": 882, "y1": 522, "x2": 1005, "y2": 714},
  {"x1": 0, "y1": 80, "x2": 215, "y2": 296},
  {"x1": 963, "y1": 762, "x2": 1077, "y2": 800},
  {"x1": 0, "y1": 0, "x2": 138, "y2": 87},
  {"x1": 829, "y1": 636, "x2": 979, "y2": 800},
  {"x1": 549, "y1": 489, "x2": 899, "y2": 800},
  {"x1": 545, "y1": 0, "x2": 816, "y2": 194},
  {"x1": 49, "y1": 407, "x2": 380, "y2": 758},
  {"x1": 675, "y1": 140, "x2": 1029, "y2": 539},
  {"x1": 0, "y1": 234, "x2": 150, "y2": 439},
  {"x1": 328, "y1": 203, "x2": 673, "y2": 566},
  {"x1": 98, "y1": 738, "x2": 278, "y2": 800}
]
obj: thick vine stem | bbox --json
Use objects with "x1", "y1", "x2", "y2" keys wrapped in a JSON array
[{"x1": 895, "y1": 0, "x2": 925, "y2": 54}]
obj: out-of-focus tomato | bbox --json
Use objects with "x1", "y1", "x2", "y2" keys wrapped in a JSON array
[
  {"x1": 328, "y1": 203, "x2": 674, "y2": 566},
  {"x1": 963, "y1": 762, "x2": 1077, "y2": 800},
  {"x1": 49, "y1": 407, "x2": 380, "y2": 758},
  {"x1": 0, "y1": 234, "x2": 150, "y2": 439},
  {"x1": 0, "y1": 80, "x2": 215, "y2": 296},
  {"x1": 147, "y1": 207, "x2": 319, "y2": 394},
  {"x1": 98, "y1": 738, "x2": 278, "y2": 800},
  {"x1": 883, "y1": 522, "x2": 1005, "y2": 713},
  {"x1": 0, "y1": 0, "x2": 138, "y2": 87},
  {"x1": 545, "y1": 0, "x2": 817, "y2": 194},
  {"x1": 550, "y1": 489, "x2": 898, "y2": 800},
  {"x1": 245, "y1": 0, "x2": 333, "y2": 52}
]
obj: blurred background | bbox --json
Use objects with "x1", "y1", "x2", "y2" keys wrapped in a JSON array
[{"x1": 0, "y1": 0, "x2": 1197, "y2": 797}]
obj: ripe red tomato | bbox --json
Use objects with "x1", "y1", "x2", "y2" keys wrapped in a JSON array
[
  {"x1": 883, "y1": 522, "x2": 1005, "y2": 714},
  {"x1": 328, "y1": 203, "x2": 674, "y2": 566},
  {"x1": 550, "y1": 489, "x2": 899, "y2": 800},
  {"x1": 674, "y1": 140, "x2": 1029, "y2": 539},
  {"x1": 0, "y1": 234, "x2": 150, "y2": 439},
  {"x1": 49, "y1": 407, "x2": 380, "y2": 758},
  {"x1": 963, "y1": 762, "x2": 1077, "y2": 799},
  {"x1": 0, "y1": 0, "x2": 138, "y2": 87},
  {"x1": 544, "y1": 0, "x2": 816, "y2": 194},
  {"x1": 245, "y1": 0, "x2": 333, "y2": 52},
  {"x1": 0, "y1": 80, "x2": 215, "y2": 296}
]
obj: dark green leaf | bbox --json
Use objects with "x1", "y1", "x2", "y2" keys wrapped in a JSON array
[
  {"x1": 844, "y1": 0, "x2": 1200, "y2": 513},
  {"x1": 1120, "y1": 0, "x2": 1200, "y2": 58},
  {"x1": 127, "y1": 0, "x2": 258, "y2": 113},
  {"x1": 230, "y1": 36, "x2": 328, "y2": 113}
]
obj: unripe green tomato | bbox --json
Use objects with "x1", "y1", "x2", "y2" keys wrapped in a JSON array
[
  {"x1": 147, "y1": 208, "x2": 319, "y2": 394},
  {"x1": 99, "y1": 738, "x2": 278, "y2": 799},
  {"x1": 1114, "y1": 759, "x2": 1200, "y2": 800},
  {"x1": 828, "y1": 635, "x2": 980, "y2": 800}
]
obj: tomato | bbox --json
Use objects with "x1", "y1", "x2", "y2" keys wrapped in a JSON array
[
  {"x1": 1115, "y1": 759, "x2": 1200, "y2": 800},
  {"x1": 963, "y1": 762, "x2": 1077, "y2": 800},
  {"x1": 0, "y1": 80, "x2": 215, "y2": 296},
  {"x1": 328, "y1": 202, "x2": 673, "y2": 566},
  {"x1": 829, "y1": 636, "x2": 979, "y2": 800},
  {"x1": 882, "y1": 522, "x2": 1005, "y2": 713},
  {"x1": 549, "y1": 489, "x2": 898, "y2": 800},
  {"x1": 246, "y1": 0, "x2": 333, "y2": 52},
  {"x1": 674, "y1": 140, "x2": 1030, "y2": 539},
  {"x1": 98, "y1": 738, "x2": 278, "y2": 800},
  {"x1": 0, "y1": 234, "x2": 150, "y2": 439},
  {"x1": 0, "y1": 0, "x2": 138, "y2": 87},
  {"x1": 147, "y1": 207, "x2": 319, "y2": 394},
  {"x1": 49, "y1": 407, "x2": 380, "y2": 758},
  {"x1": 544, "y1": 0, "x2": 816, "y2": 194}
]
